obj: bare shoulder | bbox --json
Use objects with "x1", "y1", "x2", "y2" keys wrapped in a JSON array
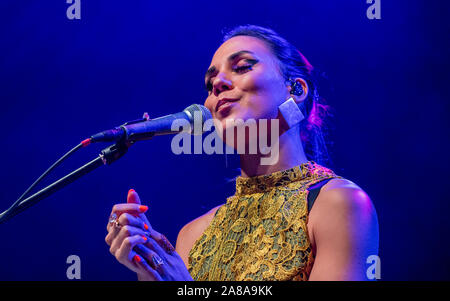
[
  {"x1": 316, "y1": 178, "x2": 373, "y2": 208},
  {"x1": 176, "y1": 204, "x2": 223, "y2": 267},
  {"x1": 307, "y1": 178, "x2": 378, "y2": 253},
  {"x1": 306, "y1": 178, "x2": 379, "y2": 280}
]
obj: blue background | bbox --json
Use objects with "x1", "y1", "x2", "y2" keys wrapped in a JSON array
[{"x1": 0, "y1": 1, "x2": 448, "y2": 280}]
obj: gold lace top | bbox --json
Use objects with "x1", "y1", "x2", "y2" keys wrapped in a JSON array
[{"x1": 188, "y1": 161, "x2": 343, "y2": 281}]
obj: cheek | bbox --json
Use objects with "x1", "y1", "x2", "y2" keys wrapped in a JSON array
[
  {"x1": 239, "y1": 72, "x2": 266, "y2": 93},
  {"x1": 241, "y1": 65, "x2": 283, "y2": 92},
  {"x1": 239, "y1": 73, "x2": 284, "y2": 119}
]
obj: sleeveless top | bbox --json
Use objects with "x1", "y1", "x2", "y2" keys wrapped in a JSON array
[{"x1": 188, "y1": 161, "x2": 343, "y2": 281}]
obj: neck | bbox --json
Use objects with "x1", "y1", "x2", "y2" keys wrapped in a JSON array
[{"x1": 239, "y1": 125, "x2": 308, "y2": 178}]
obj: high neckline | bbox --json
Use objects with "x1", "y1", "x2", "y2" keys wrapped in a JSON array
[{"x1": 235, "y1": 161, "x2": 332, "y2": 196}]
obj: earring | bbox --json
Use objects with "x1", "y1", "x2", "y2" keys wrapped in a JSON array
[{"x1": 278, "y1": 97, "x2": 305, "y2": 129}]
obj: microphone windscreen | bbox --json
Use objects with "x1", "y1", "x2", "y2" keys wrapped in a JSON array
[
  {"x1": 183, "y1": 104, "x2": 212, "y2": 135},
  {"x1": 183, "y1": 104, "x2": 212, "y2": 125}
]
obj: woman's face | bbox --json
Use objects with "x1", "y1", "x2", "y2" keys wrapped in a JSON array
[{"x1": 204, "y1": 36, "x2": 290, "y2": 136}]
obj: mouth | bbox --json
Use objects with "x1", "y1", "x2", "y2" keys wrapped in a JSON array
[{"x1": 216, "y1": 98, "x2": 240, "y2": 112}]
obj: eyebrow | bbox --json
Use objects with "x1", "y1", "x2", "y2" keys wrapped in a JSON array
[{"x1": 204, "y1": 50, "x2": 255, "y2": 83}]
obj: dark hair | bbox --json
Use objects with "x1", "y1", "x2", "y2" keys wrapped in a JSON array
[{"x1": 222, "y1": 25, "x2": 334, "y2": 168}]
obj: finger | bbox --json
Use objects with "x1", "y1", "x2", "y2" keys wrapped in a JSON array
[
  {"x1": 127, "y1": 190, "x2": 152, "y2": 230},
  {"x1": 114, "y1": 235, "x2": 146, "y2": 274},
  {"x1": 106, "y1": 212, "x2": 122, "y2": 242},
  {"x1": 110, "y1": 225, "x2": 148, "y2": 256},
  {"x1": 107, "y1": 204, "x2": 148, "y2": 233},
  {"x1": 128, "y1": 251, "x2": 143, "y2": 274},
  {"x1": 119, "y1": 236, "x2": 162, "y2": 280},
  {"x1": 105, "y1": 226, "x2": 121, "y2": 246},
  {"x1": 133, "y1": 253, "x2": 162, "y2": 281},
  {"x1": 106, "y1": 212, "x2": 120, "y2": 233},
  {"x1": 111, "y1": 203, "x2": 148, "y2": 217},
  {"x1": 106, "y1": 212, "x2": 137, "y2": 246},
  {"x1": 127, "y1": 189, "x2": 141, "y2": 204},
  {"x1": 134, "y1": 244, "x2": 166, "y2": 274},
  {"x1": 116, "y1": 234, "x2": 147, "y2": 263},
  {"x1": 126, "y1": 189, "x2": 153, "y2": 227},
  {"x1": 118, "y1": 213, "x2": 148, "y2": 232}
]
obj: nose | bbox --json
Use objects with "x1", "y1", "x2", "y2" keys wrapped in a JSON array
[{"x1": 212, "y1": 72, "x2": 233, "y2": 97}]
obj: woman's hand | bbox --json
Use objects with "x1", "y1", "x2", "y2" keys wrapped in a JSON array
[{"x1": 105, "y1": 189, "x2": 193, "y2": 281}]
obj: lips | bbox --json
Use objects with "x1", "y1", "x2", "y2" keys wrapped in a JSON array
[{"x1": 216, "y1": 98, "x2": 239, "y2": 112}]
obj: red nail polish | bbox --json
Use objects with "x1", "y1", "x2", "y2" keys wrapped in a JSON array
[
  {"x1": 142, "y1": 235, "x2": 147, "y2": 242},
  {"x1": 128, "y1": 189, "x2": 135, "y2": 194},
  {"x1": 144, "y1": 223, "x2": 149, "y2": 230},
  {"x1": 133, "y1": 255, "x2": 141, "y2": 263},
  {"x1": 139, "y1": 205, "x2": 148, "y2": 213}
]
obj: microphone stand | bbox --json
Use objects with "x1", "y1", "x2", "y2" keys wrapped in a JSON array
[{"x1": 0, "y1": 141, "x2": 131, "y2": 225}]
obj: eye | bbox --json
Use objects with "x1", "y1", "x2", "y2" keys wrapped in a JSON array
[
  {"x1": 232, "y1": 65, "x2": 252, "y2": 73},
  {"x1": 232, "y1": 59, "x2": 258, "y2": 74},
  {"x1": 204, "y1": 59, "x2": 258, "y2": 93}
]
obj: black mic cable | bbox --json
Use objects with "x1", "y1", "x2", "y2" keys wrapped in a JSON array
[
  {"x1": 0, "y1": 138, "x2": 92, "y2": 221},
  {"x1": 0, "y1": 104, "x2": 212, "y2": 222}
]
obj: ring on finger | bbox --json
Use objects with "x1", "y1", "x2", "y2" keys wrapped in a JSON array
[
  {"x1": 151, "y1": 254, "x2": 164, "y2": 270},
  {"x1": 109, "y1": 213, "x2": 121, "y2": 229},
  {"x1": 109, "y1": 213, "x2": 118, "y2": 226}
]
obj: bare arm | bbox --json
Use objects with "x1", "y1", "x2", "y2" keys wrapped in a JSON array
[{"x1": 308, "y1": 182, "x2": 379, "y2": 281}]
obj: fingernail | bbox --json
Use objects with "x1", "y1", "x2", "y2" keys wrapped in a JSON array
[
  {"x1": 139, "y1": 205, "x2": 148, "y2": 213},
  {"x1": 143, "y1": 223, "x2": 149, "y2": 230},
  {"x1": 133, "y1": 255, "x2": 141, "y2": 263},
  {"x1": 141, "y1": 235, "x2": 147, "y2": 242},
  {"x1": 128, "y1": 189, "x2": 135, "y2": 194}
]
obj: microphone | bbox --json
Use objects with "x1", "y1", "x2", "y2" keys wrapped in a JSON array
[{"x1": 90, "y1": 104, "x2": 212, "y2": 143}]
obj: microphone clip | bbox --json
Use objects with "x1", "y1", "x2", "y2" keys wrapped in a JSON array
[{"x1": 121, "y1": 112, "x2": 151, "y2": 126}]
